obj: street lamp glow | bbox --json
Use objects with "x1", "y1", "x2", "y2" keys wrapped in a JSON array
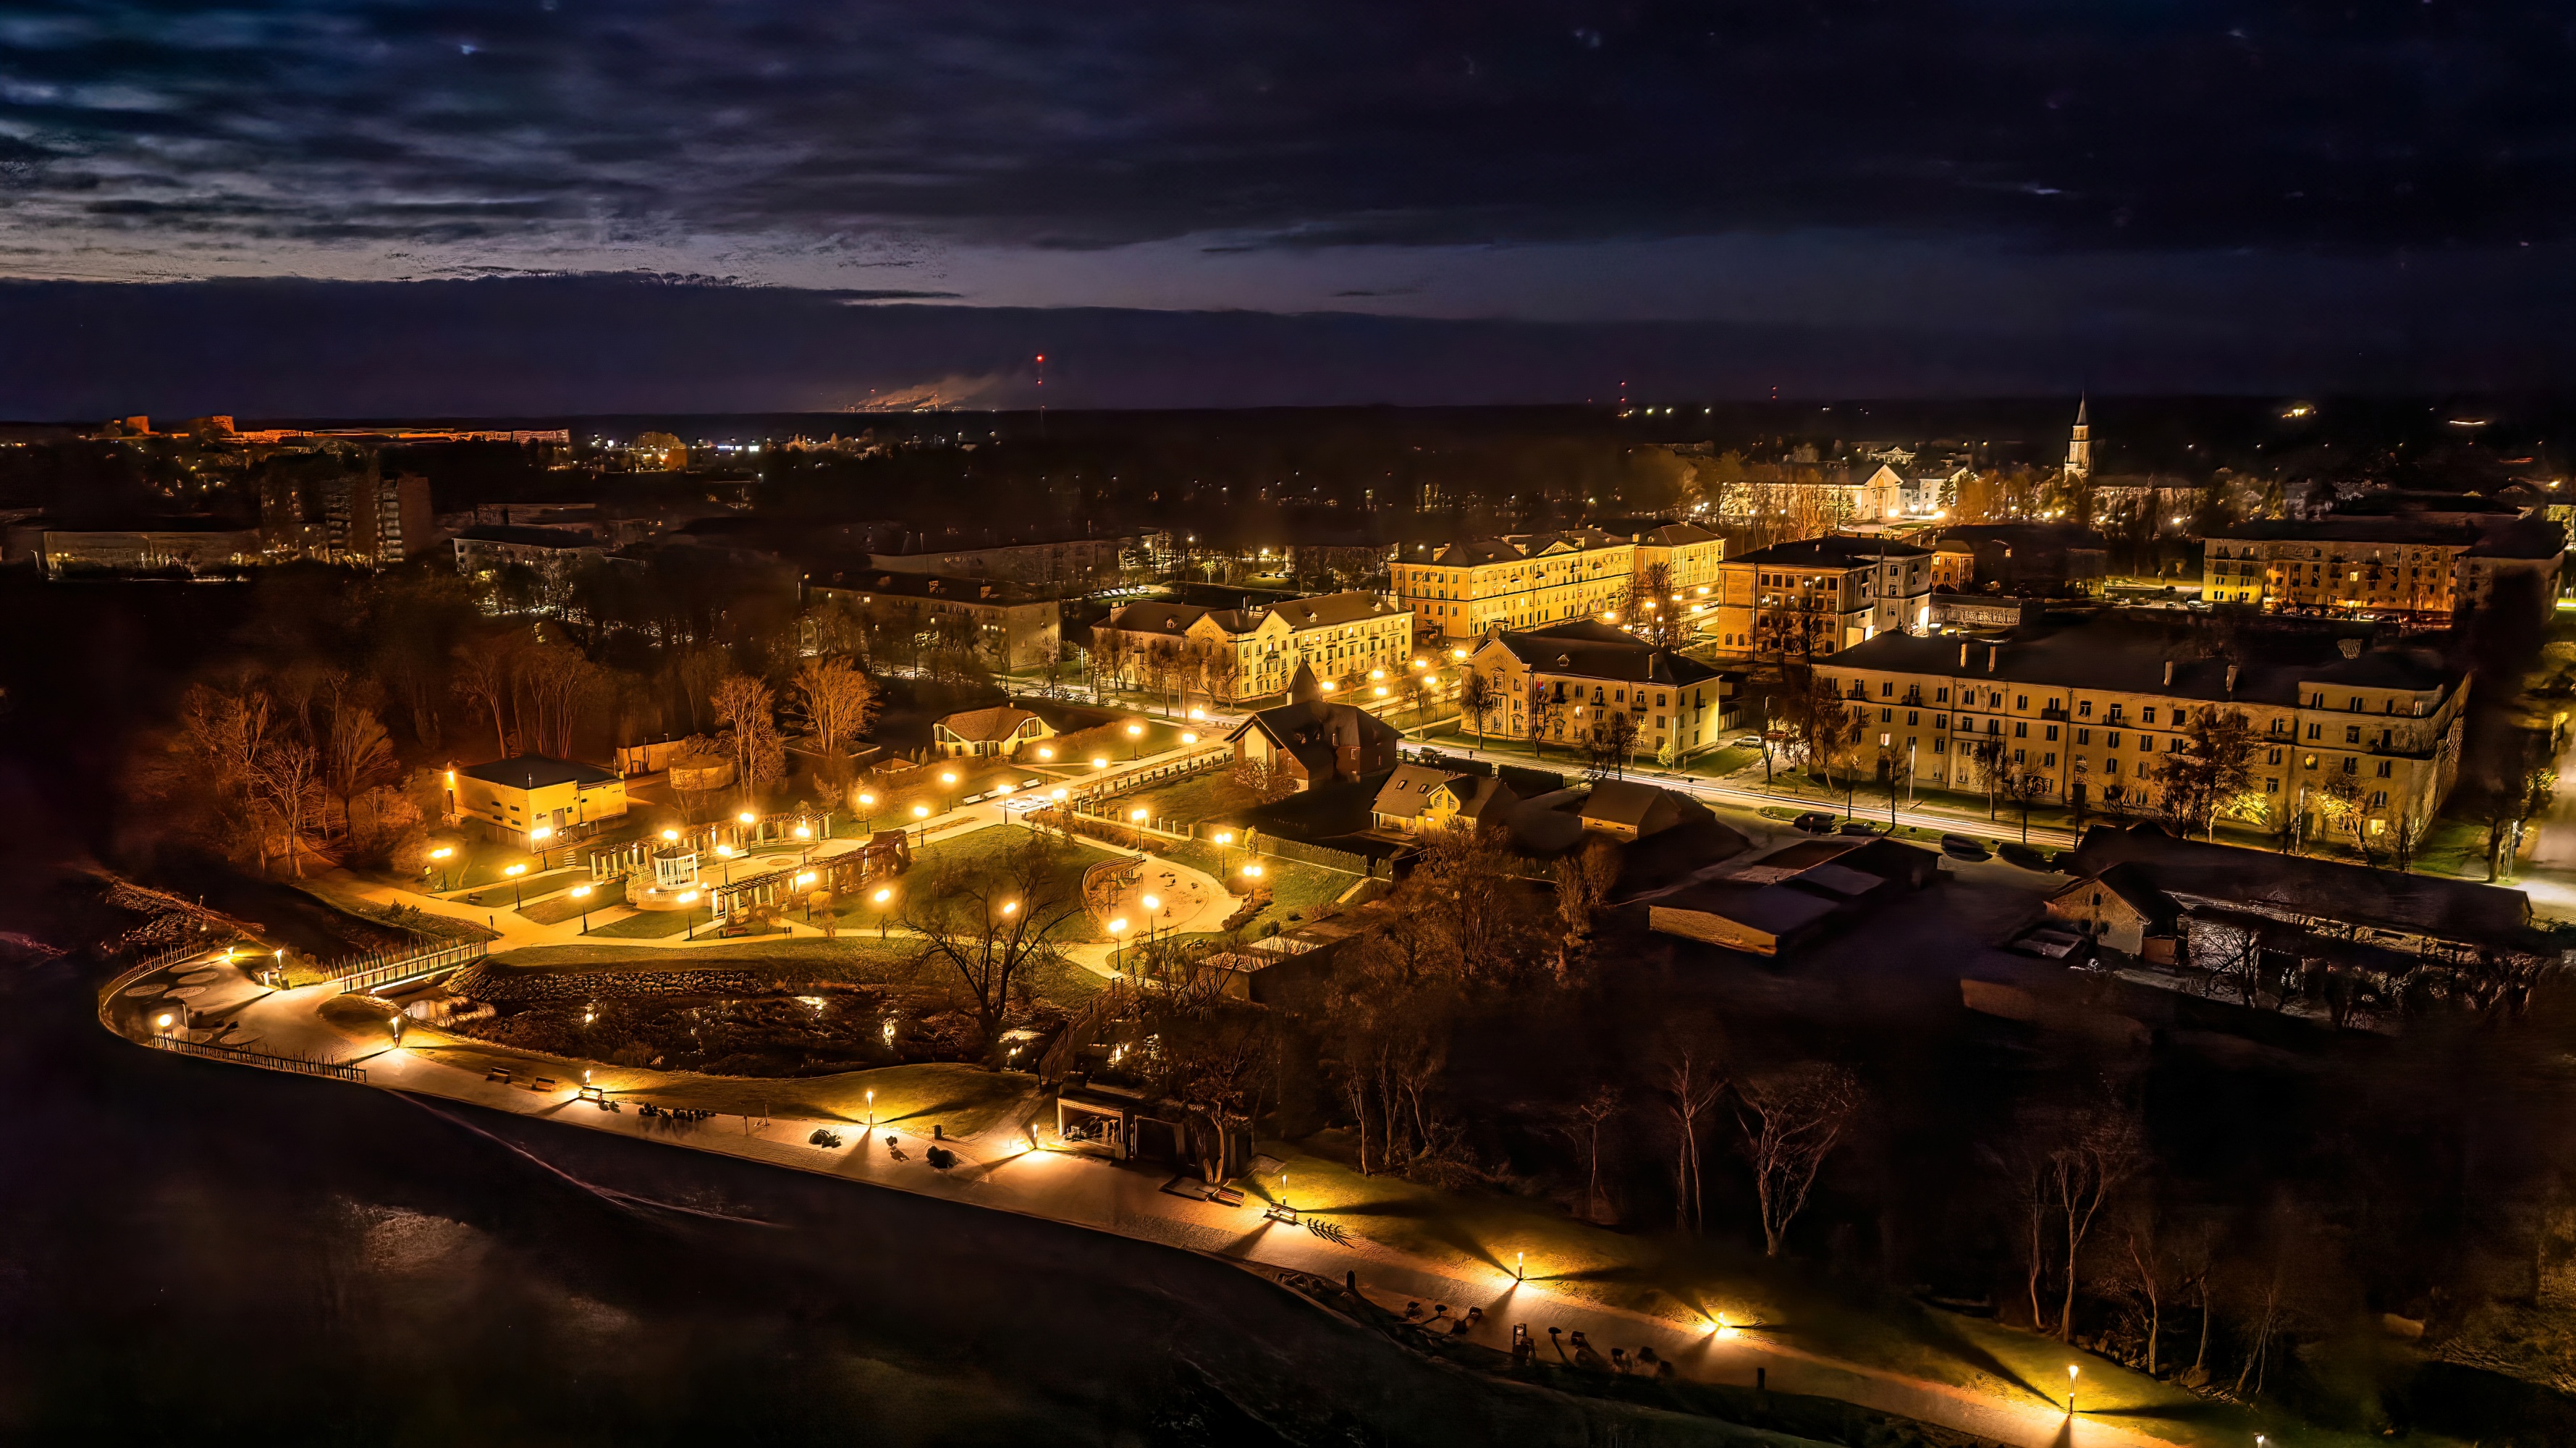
[
  {"x1": 1131, "y1": 807, "x2": 1149, "y2": 821},
  {"x1": 1108, "y1": 918, "x2": 1128, "y2": 935},
  {"x1": 874, "y1": 888, "x2": 893, "y2": 904},
  {"x1": 1213, "y1": 830, "x2": 1233, "y2": 845},
  {"x1": 1369, "y1": 668, "x2": 1383, "y2": 680},
  {"x1": 1242, "y1": 864, "x2": 1263, "y2": 878},
  {"x1": 1373, "y1": 686, "x2": 1388, "y2": 696},
  {"x1": 504, "y1": 863, "x2": 526, "y2": 877},
  {"x1": 858, "y1": 793, "x2": 876, "y2": 808},
  {"x1": 1181, "y1": 731, "x2": 1196, "y2": 744},
  {"x1": 795, "y1": 871, "x2": 816, "y2": 886},
  {"x1": 1036, "y1": 746, "x2": 1055, "y2": 760},
  {"x1": 1091, "y1": 756, "x2": 1108, "y2": 769},
  {"x1": 531, "y1": 825, "x2": 552, "y2": 841},
  {"x1": 428, "y1": 846, "x2": 453, "y2": 860},
  {"x1": 793, "y1": 824, "x2": 811, "y2": 839},
  {"x1": 1127, "y1": 724, "x2": 1142, "y2": 736},
  {"x1": 1000, "y1": 900, "x2": 1018, "y2": 915},
  {"x1": 1319, "y1": 680, "x2": 1336, "y2": 691},
  {"x1": 676, "y1": 890, "x2": 698, "y2": 904},
  {"x1": 913, "y1": 804, "x2": 929, "y2": 819},
  {"x1": 714, "y1": 843, "x2": 734, "y2": 858},
  {"x1": 940, "y1": 770, "x2": 958, "y2": 786},
  {"x1": 1141, "y1": 894, "x2": 1159, "y2": 912},
  {"x1": 662, "y1": 828, "x2": 680, "y2": 843},
  {"x1": 738, "y1": 811, "x2": 756, "y2": 825},
  {"x1": 1050, "y1": 788, "x2": 1068, "y2": 800},
  {"x1": 573, "y1": 884, "x2": 591, "y2": 898}
]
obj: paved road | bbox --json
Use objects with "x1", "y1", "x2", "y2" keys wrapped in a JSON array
[
  {"x1": 1422, "y1": 740, "x2": 2081, "y2": 851},
  {"x1": 112, "y1": 944, "x2": 2200, "y2": 1448}
]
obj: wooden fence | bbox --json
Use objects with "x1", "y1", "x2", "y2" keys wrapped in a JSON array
[{"x1": 147, "y1": 1034, "x2": 368, "y2": 1083}]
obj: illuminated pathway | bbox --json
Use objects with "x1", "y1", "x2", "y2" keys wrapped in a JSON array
[{"x1": 112, "y1": 946, "x2": 2272, "y2": 1448}]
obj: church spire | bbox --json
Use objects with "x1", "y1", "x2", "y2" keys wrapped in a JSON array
[{"x1": 2064, "y1": 395, "x2": 2093, "y2": 479}]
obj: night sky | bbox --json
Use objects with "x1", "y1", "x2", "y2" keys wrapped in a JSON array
[{"x1": 5, "y1": 1, "x2": 2576, "y2": 413}]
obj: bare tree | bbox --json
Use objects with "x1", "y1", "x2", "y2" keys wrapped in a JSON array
[
  {"x1": 904, "y1": 833, "x2": 1087, "y2": 1065},
  {"x1": 794, "y1": 654, "x2": 879, "y2": 788},
  {"x1": 1230, "y1": 753, "x2": 1296, "y2": 804},
  {"x1": 250, "y1": 738, "x2": 324, "y2": 877},
  {"x1": 321, "y1": 690, "x2": 399, "y2": 842},
  {"x1": 1550, "y1": 835, "x2": 1621, "y2": 980},
  {"x1": 1657, "y1": 1032, "x2": 1728, "y2": 1232},
  {"x1": 711, "y1": 673, "x2": 784, "y2": 807},
  {"x1": 1549, "y1": 1085, "x2": 1623, "y2": 1224},
  {"x1": 1456, "y1": 668, "x2": 1496, "y2": 748},
  {"x1": 2013, "y1": 1095, "x2": 2144, "y2": 1339},
  {"x1": 451, "y1": 642, "x2": 514, "y2": 757},
  {"x1": 1733, "y1": 1063, "x2": 1861, "y2": 1256}
]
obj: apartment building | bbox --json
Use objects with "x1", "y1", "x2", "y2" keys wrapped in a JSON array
[
  {"x1": 1389, "y1": 523, "x2": 1723, "y2": 643},
  {"x1": 2203, "y1": 517, "x2": 2564, "y2": 623},
  {"x1": 1711, "y1": 536, "x2": 1935, "y2": 657},
  {"x1": 1817, "y1": 615, "x2": 2469, "y2": 833},
  {"x1": 1468, "y1": 620, "x2": 1738, "y2": 761},
  {"x1": 1093, "y1": 591, "x2": 1412, "y2": 702},
  {"x1": 868, "y1": 534, "x2": 1137, "y2": 589},
  {"x1": 808, "y1": 569, "x2": 1065, "y2": 672},
  {"x1": 260, "y1": 469, "x2": 434, "y2": 566}
]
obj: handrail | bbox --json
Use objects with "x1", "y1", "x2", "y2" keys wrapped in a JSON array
[{"x1": 146, "y1": 1034, "x2": 368, "y2": 1082}]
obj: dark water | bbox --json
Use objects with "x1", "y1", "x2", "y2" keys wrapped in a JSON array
[{"x1": 0, "y1": 956, "x2": 1765, "y2": 1448}]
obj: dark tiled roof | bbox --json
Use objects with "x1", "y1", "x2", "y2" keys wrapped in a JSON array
[
  {"x1": 1825, "y1": 614, "x2": 2459, "y2": 704},
  {"x1": 1102, "y1": 600, "x2": 1212, "y2": 636},
  {"x1": 1484, "y1": 620, "x2": 1724, "y2": 686},
  {"x1": 454, "y1": 524, "x2": 599, "y2": 550},
  {"x1": 815, "y1": 571, "x2": 1040, "y2": 605},
  {"x1": 934, "y1": 705, "x2": 1040, "y2": 742},
  {"x1": 2064, "y1": 823, "x2": 2538, "y2": 947},
  {"x1": 1727, "y1": 535, "x2": 1932, "y2": 568},
  {"x1": 457, "y1": 754, "x2": 619, "y2": 789},
  {"x1": 1430, "y1": 537, "x2": 1523, "y2": 566},
  {"x1": 1272, "y1": 590, "x2": 1402, "y2": 628}
]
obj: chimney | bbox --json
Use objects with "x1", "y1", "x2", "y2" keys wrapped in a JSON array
[
  {"x1": 1959, "y1": 642, "x2": 1971, "y2": 668},
  {"x1": 2225, "y1": 663, "x2": 2239, "y2": 696},
  {"x1": 1986, "y1": 645, "x2": 1999, "y2": 673},
  {"x1": 2163, "y1": 660, "x2": 2176, "y2": 686}
]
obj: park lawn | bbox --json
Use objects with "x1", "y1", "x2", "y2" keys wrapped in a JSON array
[
  {"x1": 521, "y1": 877, "x2": 625, "y2": 925},
  {"x1": 584, "y1": 908, "x2": 707, "y2": 940},
  {"x1": 1259, "y1": 1140, "x2": 2389, "y2": 1448},
  {"x1": 1156, "y1": 838, "x2": 1357, "y2": 928},
  {"x1": 850, "y1": 757, "x2": 1050, "y2": 831},
  {"x1": 1031, "y1": 952, "x2": 1110, "y2": 1004},
  {"x1": 1113, "y1": 769, "x2": 1259, "y2": 829},
  {"x1": 839, "y1": 824, "x2": 1118, "y2": 943},
  {"x1": 485, "y1": 938, "x2": 922, "y2": 983},
  {"x1": 457, "y1": 866, "x2": 593, "y2": 909}
]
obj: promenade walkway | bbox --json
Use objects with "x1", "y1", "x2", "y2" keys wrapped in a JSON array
[{"x1": 107, "y1": 940, "x2": 2273, "y2": 1448}]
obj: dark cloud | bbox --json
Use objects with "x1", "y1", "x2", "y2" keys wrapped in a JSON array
[
  {"x1": 0, "y1": 0, "x2": 2570, "y2": 277},
  {"x1": 7, "y1": 275, "x2": 2575, "y2": 419}
]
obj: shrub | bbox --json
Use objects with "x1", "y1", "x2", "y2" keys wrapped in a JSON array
[{"x1": 925, "y1": 1145, "x2": 958, "y2": 1169}]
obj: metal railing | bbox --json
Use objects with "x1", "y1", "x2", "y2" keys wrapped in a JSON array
[
  {"x1": 327, "y1": 940, "x2": 488, "y2": 993},
  {"x1": 147, "y1": 1035, "x2": 368, "y2": 1082}
]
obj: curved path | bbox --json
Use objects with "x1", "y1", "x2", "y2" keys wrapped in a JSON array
[{"x1": 101, "y1": 940, "x2": 2279, "y2": 1448}]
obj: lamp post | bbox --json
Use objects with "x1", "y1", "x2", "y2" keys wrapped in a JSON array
[
  {"x1": 874, "y1": 885, "x2": 896, "y2": 940},
  {"x1": 738, "y1": 809, "x2": 756, "y2": 848},
  {"x1": 1108, "y1": 917, "x2": 1129, "y2": 970},
  {"x1": 911, "y1": 803, "x2": 930, "y2": 845},
  {"x1": 531, "y1": 825, "x2": 554, "y2": 870},
  {"x1": 680, "y1": 889, "x2": 701, "y2": 940},
  {"x1": 428, "y1": 845, "x2": 455, "y2": 892},
  {"x1": 2066, "y1": 1364, "x2": 2078, "y2": 1416},
  {"x1": 1128, "y1": 723, "x2": 1144, "y2": 759},
  {"x1": 793, "y1": 821, "x2": 813, "y2": 864},
  {"x1": 857, "y1": 791, "x2": 877, "y2": 833},
  {"x1": 571, "y1": 883, "x2": 593, "y2": 933},
  {"x1": 1141, "y1": 893, "x2": 1160, "y2": 952},
  {"x1": 504, "y1": 862, "x2": 528, "y2": 909},
  {"x1": 866, "y1": 1087, "x2": 876, "y2": 1124}
]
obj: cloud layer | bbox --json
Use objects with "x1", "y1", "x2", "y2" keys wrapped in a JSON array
[{"x1": 2, "y1": 0, "x2": 2572, "y2": 296}]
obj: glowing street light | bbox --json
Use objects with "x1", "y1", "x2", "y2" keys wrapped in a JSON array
[
  {"x1": 1130, "y1": 807, "x2": 1149, "y2": 822},
  {"x1": 1036, "y1": 746, "x2": 1055, "y2": 760},
  {"x1": 504, "y1": 862, "x2": 528, "y2": 909},
  {"x1": 427, "y1": 844, "x2": 455, "y2": 890},
  {"x1": 1180, "y1": 731, "x2": 1196, "y2": 745},
  {"x1": 571, "y1": 883, "x2": 594, "y2": 933},
  {"x1": 2066, "y1": 1364, "x2": 2079, "y2": 1415},
  {"x1": 1091, "y1": 756, "x2": 1109, "y2": 770},
  {"x1": 1107, "y1": 916, "x2": 1130, "y2": 968},
  {"x1": 1127, "y1": 723, "x2": 1144, "y2": 758},
  {"x1": 530, "y1": 824, "x2": 554, "y2": 869},
  {"x1": 857, "y1": 791, "x2": 877, "y2": 830}
]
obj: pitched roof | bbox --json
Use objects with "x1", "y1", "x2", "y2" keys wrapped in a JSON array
[
  {"x1": 1430, "y1": 537, "x2": 1524, "y2": 567},
  {"x1": 934, "y1": 705, "x2": 1040, "y2": 742},
  {"x1": 1726, "y1": 535, "x2": 1933, "y2": 568},
  {"x1": 1580, "y1": 778, "x2": 1672, "y2": 828},
  {"x1": 457, "y1": 754, "x2": 619, "y2": 789},
  {"x1": 1102, "y1": 600, "x2": 1214, "y2": 636},
  {"x1": 1272, "y1": 590, "x2": 1402, "y2": 629},
  {"x1": 2063, "y1": 823, "x2": 2538, "y2": 946},
  {"x1": 1825, "y1": 613, "x2": 2460, "y2": 704},
  {"x1": 1481, "y1": 620, "x2": 1724, "y2": 686}
]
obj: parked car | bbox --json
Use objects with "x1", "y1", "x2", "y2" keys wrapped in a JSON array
[
  {"x1": 1791, "y1": 811, "x2": 1836, "y2": 833},
  {"x1": 1836, "y1": 820, "x2": 1881, "y2": 836},
  {"x1": 1940, "y1": 833, "x2": 1991, "y2": 860},
  {"x1": 1998, "y1": 841, "x2": 2061, "y2": 872},
  {"x1": 1733, "y1": 735, "x2": 1764, "y2": 749}
]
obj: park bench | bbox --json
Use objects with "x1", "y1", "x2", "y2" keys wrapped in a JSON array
[
  {"x1": 531, "y1": 1076, "x2": 557, "y2": 1092},
  {"x1": 485, "y1": 1067, "x2": 512, "y2": 1083}
]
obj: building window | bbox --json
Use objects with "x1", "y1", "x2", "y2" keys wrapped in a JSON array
[
  {"x1": 2376, "y1": 759, "x2": 2393, "y2": 778},
  {"x1": 2014, "y1": 722, "x2": 2027, "y2": 738},
  {"x1": 2045, "y1": 725, "x2": 2058, "y2": 741},
  {"x1": 2342, "y1": 756, "x2": 2357, "y2": 774},
  {"x1": 2265, "y1": 778, "x2": 2279, "y2": 793},
  {"x1": 2078, "y1": 700, "x2": 2093, "y2": 717}
]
